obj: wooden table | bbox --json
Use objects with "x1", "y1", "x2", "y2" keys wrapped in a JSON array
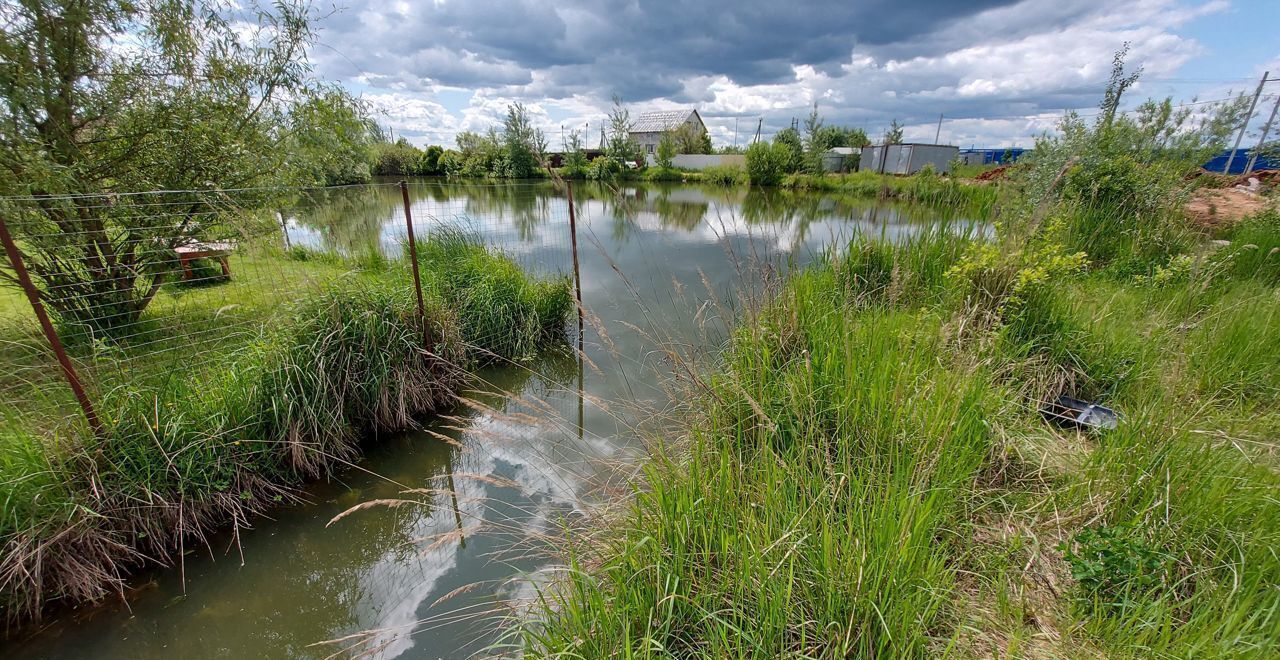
[{"x1": 173, "y1": 241, "x2": 234, "y2": 281}]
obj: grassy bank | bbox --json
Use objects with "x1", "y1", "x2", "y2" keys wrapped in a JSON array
[
  {"x1": 524, "y1": 212, "x2": 1280, "y2": 658},
  {"x1": 780, "y1": 169, "x2": 1002, "y2": 215},
  {"x1": 522, "y1": 98, "x2": 1280, "y2": 655},
  {"x1": 0, "y1": 236, "x2": 572, "y2": 622}
]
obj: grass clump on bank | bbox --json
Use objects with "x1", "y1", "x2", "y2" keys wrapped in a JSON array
[
  {"x1": 526, "y1": 268, "x2": 998, "y2": 656},
  {"x1": 0, "y1": 235, "x2": 571, "y2": 622}
]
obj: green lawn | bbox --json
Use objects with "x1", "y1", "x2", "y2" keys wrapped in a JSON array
[{"x1": 0, "y1": 248, "x2": 357, "y2": 438}]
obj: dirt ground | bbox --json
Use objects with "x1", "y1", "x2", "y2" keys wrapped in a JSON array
[{"x1": 1185, "y1": 186, "x2": 1272, "y2": 229}]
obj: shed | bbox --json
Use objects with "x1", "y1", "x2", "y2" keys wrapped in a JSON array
[
  {"x1": 821, "y1": 147, "x2": 858, "y2": 173},
  {"x1": 860, "y1": 143, "x2": 959, "y2": 175},
  {"x1": 629, "y1": 109, "x2": 707, "y2": 155}
]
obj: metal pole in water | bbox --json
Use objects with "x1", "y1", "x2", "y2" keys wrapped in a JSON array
[
  {"x1": 567, "y1": 182, "x2": 586, "y2": 443},
  {"x1": 0, "y1": 214, "x2": 104, "y2": 438},
  {"x1": 566, "y1": 182, "x2": 584, "y2": 353},
  {"x1": 400, "y1": 181, "x2": 429, "y2": 348}
]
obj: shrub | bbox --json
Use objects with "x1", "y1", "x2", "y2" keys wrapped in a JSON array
[
  {"x1": 655, "y1": 132, "x2": 677, "y2": 169},
  {"x1": 586, "y1": 156, "x2": 622, "y2": 181},
  {"x1": 643, "y1": 166, "x2": 683, "y2": 182},
  {"x1": 745, "y1": 141, "x2": 790, "y2": 186},
  {"x1": 700, "y1": 164, "x2": 746, "y2": 186}
]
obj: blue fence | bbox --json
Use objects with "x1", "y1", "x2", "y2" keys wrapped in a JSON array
[
  {"x1": 1202, "y1": 148, "x2": 1279, "y2": 175},
  {"x1": 960, "y1": 148, "x2": 1027, "y2": 165},
  {"x1": 960, "y1": 147, "x2": 1277, "y2": 174}
]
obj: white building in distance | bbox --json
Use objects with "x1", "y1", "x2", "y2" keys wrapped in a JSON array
[{"x1": 629, "y1": 109, "x2": 706, "y2": 155}]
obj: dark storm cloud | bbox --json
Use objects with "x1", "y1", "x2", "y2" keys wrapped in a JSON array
[
  {"x1": 313, "y1": 0, "x2": 1221, "y2": 148},
  {"x1": 314, "y1": 0, "x2": 1019, "y2": 98}
]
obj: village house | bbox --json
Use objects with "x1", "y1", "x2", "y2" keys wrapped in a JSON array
[{"x1": 629, "y1": 109, "x2": 706, "y2": 154}]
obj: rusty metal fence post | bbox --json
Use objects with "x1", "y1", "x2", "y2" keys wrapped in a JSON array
[
  {"x1": 566, "y1": 182, "x2": 586, "y2": 446},
  {"x1": 566, "y1": 181, "x2": 584, "y2": 353},
  {"x1": 0, "y1": 214, "x2": 105, "y2": 438},
  {"x1": 399, "y1": 181, "x2": 430, "y2": 348}
]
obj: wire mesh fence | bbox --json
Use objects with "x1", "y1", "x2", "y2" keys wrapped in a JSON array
[{"x1": 0, "y1": 180, "x2": 576, "y2": 443}]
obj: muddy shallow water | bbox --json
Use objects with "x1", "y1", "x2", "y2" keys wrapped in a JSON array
[{"x1": 7, "y1": 180, "x2": 981, "y2": 658}]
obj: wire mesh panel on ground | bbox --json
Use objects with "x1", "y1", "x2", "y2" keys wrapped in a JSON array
[{"x1": 0, "y1": 180, "x2": 575, "y2": 443}]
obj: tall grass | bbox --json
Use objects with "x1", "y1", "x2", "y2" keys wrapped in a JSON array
[
  {"x1": 524, "y1": 191, "x2": 1280, "y2": 656},
  {"x1": 1213, "y1": 209, "x2": 1280, "y2": 284},
  {"x1": 780, "y1": 170, "x2": 1001, "y2": 215},
  {"x1": 1070, "y1": 408, "x2": 1280, "y2": 657},
  {"x1": 411, "y1": 231, "x2": 573, "y2": 361},
  {"x1": 525, "y1": 264, "x2": 996, "y2": 656},
  {"x1": 698, "y1": 164, "x2": 747, "y2": 186},
  {"x1": 0, "y1": 235, "x2": 572, "y2": 622}
]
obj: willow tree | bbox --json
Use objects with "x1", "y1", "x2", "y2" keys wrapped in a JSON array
[{"x1": 0, "y1": 0, "x2": 320, "y2": 335}]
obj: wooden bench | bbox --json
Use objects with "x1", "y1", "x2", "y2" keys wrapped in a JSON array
[{"x1": 173, "y1": 241, "x2": 235, "y2": 281}]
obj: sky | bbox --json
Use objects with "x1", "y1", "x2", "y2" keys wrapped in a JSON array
[{"x1": 306, "y1": 0, "x2": 1280, "y2": 149}]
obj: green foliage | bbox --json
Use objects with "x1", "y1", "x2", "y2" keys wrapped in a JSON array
[
  {"x1": 772, "y1": 127, "x2": 804, "y2": 173},
  {"x1": 499, "y1": 103, "x2": 546, "y2": 179},
  {"x1": 411, "y1": 232, "x2": 572, "y2": 360},
  {"x1": 419, "y1": 145, "x2": 445, "y2": 175},
  {"x1": 1185, "y1": 284, "x2": 1280, "y2": 403},
  {"x1": 699, "y1": 165, "x2": 747, "y2": 186},
  {"x1": 605, "y1": 97, "x2": 641, "y2": 166},
  {"x1": 643, "y1": 166, "x2": 683, "y2": 182},
  {"x1": 817, "y1": 125, "x2": 870, "y2": 150},
  {"x1": 287, "y1": 89, "x2": 376, "y2": 186},
  {"x1": 655, "y1": 132, "x2": 677, "y2": 169},
  {"x1": 1015, "y1": 49, "x2": 1249, "y2": 272},
  {"x1": 586, "y1": 156, "x2": 622, "y2": 181},
  {"x1": 947, "y1": 235, "x2": 1089, "y2": 320},
  {"x1": 836, "y1": 225, "x2": 974, "y2": 307},
  {"x1": 1061, "y1": 526, "x2": 1176, "y2": 617},
  {"x1": 669, "y1": 120, "x2": 712, "y2": 154},
  {"x1": 370, "y1": 139, "x2": 425, "y2": 176},
  {"x1": 0, "y1": 0, "x2": 319, "y2": 335},
  {"x1": 744, "y1": 141, "x2": 791, "y2": 186},
  {"x1": 440, "y1": 104, "x2": 548, "y2": 179},
  {"x1": 799, "y1": 105, "x2": 869, "y2": 174},
  {"x1": 882, "y1": 119, "x2": 904, "y2": 145},
  {"x1": 561, "y1": 129, "x2": 589, "y2": 177}
]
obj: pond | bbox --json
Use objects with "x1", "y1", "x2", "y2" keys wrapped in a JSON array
[{"x1": 6, "y1": 179, "x2": 984, "y2": 658}]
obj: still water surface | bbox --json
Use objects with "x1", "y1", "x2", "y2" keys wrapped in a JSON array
[{"x1": 10, "y1": 180, "x2": 979, "y2": 658}]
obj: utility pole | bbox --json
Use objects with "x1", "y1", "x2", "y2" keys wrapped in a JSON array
[
  {"x1": 753, "y1": 118, "x2": 762, "y2": 144},
  {"x1": 934, "y1": 113, "x2": 944, "y2": 144},
  {"x1": 734, "y1": 117, "x2": 739, "y2": 148},
  {"x1": 1245, "y1": 91, "x2": 1279, "y2": 176},
  {"x1": 1225, "y1": 71, "x2": 1268, "y2": 174}
]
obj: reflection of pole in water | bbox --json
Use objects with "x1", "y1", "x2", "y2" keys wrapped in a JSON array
[
  {"x1": 446, "y1": 447, "x2": 466, "y2": 549},
  {"x1": 567, "y1": 182, "x2": 586, "y2": 445},
  {"x1": 578, "y1": 339, "x2": 585, "y2": 446}
]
